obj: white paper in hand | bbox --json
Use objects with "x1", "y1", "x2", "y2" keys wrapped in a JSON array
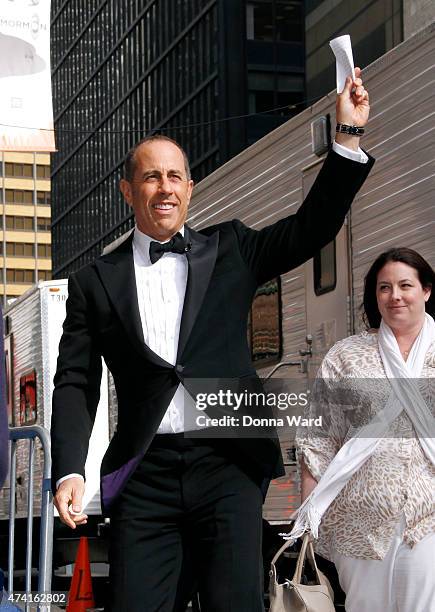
[{"x1": 329, "y1": 35, "x2": 355, "y2": 93}]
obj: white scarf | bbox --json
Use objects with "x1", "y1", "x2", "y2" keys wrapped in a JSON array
[{"x1": 289, "y1": 313, "x2": 435, "y2": 542}]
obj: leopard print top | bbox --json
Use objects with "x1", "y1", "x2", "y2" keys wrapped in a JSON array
[{"x1": 296, "y1": 330, "x2": 435, "y2": 561}]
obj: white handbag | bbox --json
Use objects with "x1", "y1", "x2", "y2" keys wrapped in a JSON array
[{"x1": 269, "y1": 533, "x2": 335, "y2": 612}]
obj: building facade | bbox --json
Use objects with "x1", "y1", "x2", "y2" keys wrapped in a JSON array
[
  {"x1": 50, "y1": 0, "x2": 304, "y2": 276},
  {"x1": 0, "y1": 153, "x2": 51, "y2": 305},
  {"x1": 305, "y1": 0, "x2": 435, "y2": 103},
  {"x1": 305, "y1": 0, "x2": 404, "y2": 101},
  {"x1": 403, "y1": 0, "x2": 435, "y2": 37}
]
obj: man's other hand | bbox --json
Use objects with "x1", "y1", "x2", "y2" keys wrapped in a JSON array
[
  {"x1": 335, "y1": 67, "x2": 370, "y2": 151},
  {"x1": 54, "y1": 476, "x2": 88, "y2": 529}
]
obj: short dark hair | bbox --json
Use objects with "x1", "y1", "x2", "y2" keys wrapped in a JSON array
[
  {"x1": 362, "y1": 247, "x2": 435, "y2": 328},
  {"x1": 123, "y1": 134, "x2": 191, "y2": 182}
]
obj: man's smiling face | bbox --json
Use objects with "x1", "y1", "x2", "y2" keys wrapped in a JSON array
[{"x1": 120, "y1": 140, "x2": 194, "y2": 241}]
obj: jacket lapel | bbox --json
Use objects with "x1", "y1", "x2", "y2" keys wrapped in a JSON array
[
  {"x1": 95, "y1": 232, "x2": 171, "y2": 367},
  {"x1": 177, "y1": 225, "x2": 219, "y2": 360}
]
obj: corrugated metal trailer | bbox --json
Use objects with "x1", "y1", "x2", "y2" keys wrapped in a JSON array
[
  {"x1": 349, "y1": 25, "x2": 434, "y2": 329},
  {"x1": 0, "y1": 281, "x2": 110, "y2": 524},
  {"x1": 187, "y1": 23, "x2": 434, "y2": 522}
]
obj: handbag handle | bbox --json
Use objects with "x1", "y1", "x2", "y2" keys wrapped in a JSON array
[
  {"x1": 269, "y1": 538, "x2": 304, "y2": 580},
  {"x1": 269, "y1": 532, "x2": 298, "y2": 581},
  {"x1": 269, "y1": 532, "x2": 323, "y2": 585},
  {"x1": 292, "y1": 533, "x2": 323, "y2": 584}
]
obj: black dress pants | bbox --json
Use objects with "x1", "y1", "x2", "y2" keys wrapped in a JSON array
[{"x1": 107, "y1": 434, "x2": 265, "y2": 612}]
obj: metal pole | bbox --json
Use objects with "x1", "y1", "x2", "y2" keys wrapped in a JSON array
[
  {"x1": 7, "y1": 439, "x2": 17, "y2": 594},
  {"x1": 264, "y1": 360, "x2": 302, "y2": 380},
  {"x1": 8, "y1": 426, "x2": 53, "y2": 605},
  {"x1": 35, "y1": 426, "x2": 54, "y2": 594},
  {"x1": 25, "y1": 438, "x2": 35, "y2": 610}
]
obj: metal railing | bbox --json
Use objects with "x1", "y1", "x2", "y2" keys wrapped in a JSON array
[{"x1": 7, "y1": 426, "x2": 53, "y2": 605}]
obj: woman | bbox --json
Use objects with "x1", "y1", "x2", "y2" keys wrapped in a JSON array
[{"x1": 295, "y1": 247, "x2": 435, "y2": 612}]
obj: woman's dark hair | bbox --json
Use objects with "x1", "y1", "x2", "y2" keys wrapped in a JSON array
[{"x1": 362, "y1": 247, "x2": 435, "y2": 328}]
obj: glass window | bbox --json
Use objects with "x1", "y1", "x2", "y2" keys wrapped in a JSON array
[
  {"x1": 4, "y1": 163, "x2": 33, "y2": 178},
  {"x1": 36, "y1": 165, "x2": 50, "y2": 179},
  {"x1": 6, "y1": 268, "x2": 35, "y2": 283},
  {"x1": 247, "y1": 2, "x2": 274, "y2": 41},
  {"x1": 37, "y1": 191, "x2": 51, "y2": 205},
  {"x1": 19, "y1": 370, "x2": 37, "y2": 425},
  {"x1": 7, "y1": 243, "x2": 35, "y2": 256},
  {"x1": 314, "y1": 240, "x2": 336, "y2": 296},
  {"x1": 37, "y1": 270, "x2": 51, "y2": 281},
  {"x1": 247, "y1": 1, "x2": 303, "y2": 43},
  {"x1": 249, "y1": 88, "x2": 303, "y2": 115},
  {"x1": 37, "y1": 244, "x2": 51, "y2": 257},
  {"x1": 276, "y1": 1, "x2": 303, "y2": 42},
  {"x1": 12, "y1": 189, "x2": 23, "y2": 203},
  {"x1": 249, "y1": 90, "x2": 275, "y2": 113},
  {"x1": 276, "y1": 90, "x2": 303, "y2": 115},
  {"x1": 248, "y1": 277, "x2": 282, "y2": 366},
  {"x1": 5, "y1": 189, "x2": 33, "y2": 204},
  {"x1": 4, "y1": 216, "x2": 35, "y2": 230},
  {"x1": 37, "y1": 218, "x2": 51, "y2": 231},
  {"x1": 4, "y1": 163, "x2": 14, "y2": 176},
  {"x1": 23, "y1": 164, "x2": 33, "y2": 178}
]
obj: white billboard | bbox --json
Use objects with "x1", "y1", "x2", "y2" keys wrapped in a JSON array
[{"x1": 0, "y1": 0, "x2": 55, "y2": 151}]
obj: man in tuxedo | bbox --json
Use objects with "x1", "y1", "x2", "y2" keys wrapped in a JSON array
[{"x1": 52, "y1": 70, "x2": 372, "y2": 611}]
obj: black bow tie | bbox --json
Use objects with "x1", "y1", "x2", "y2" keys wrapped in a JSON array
[{"x1": 149, "y1": 232, "x2": 191, "y2": 264}]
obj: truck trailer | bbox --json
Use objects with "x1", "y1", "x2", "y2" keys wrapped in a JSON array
[{"x1": 1, "y1": 280, "x2": 111, "y2": 576}]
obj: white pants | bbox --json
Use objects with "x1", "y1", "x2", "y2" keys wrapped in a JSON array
[{"x1": 332, "y1": 516, "x2": 435, "y2": 612}]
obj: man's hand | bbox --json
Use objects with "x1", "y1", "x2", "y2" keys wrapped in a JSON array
[
  {"x1": 335, "y1": 66, "x2": 370, "y2": 151},
  {"x1": 54, "y1": 476, "x2": 88, "y2": 529}
]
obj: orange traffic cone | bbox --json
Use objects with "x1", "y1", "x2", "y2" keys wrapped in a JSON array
[{"x1": 66, "y1": 536, "x2": 95, "y2": 612}]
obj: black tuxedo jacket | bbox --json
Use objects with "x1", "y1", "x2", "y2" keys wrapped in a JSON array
[{"x1": 51, "y1": 150, "x2": 374, "y2": 510}]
